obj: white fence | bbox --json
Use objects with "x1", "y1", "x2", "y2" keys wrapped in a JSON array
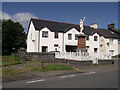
[{"x1": 55, "y1": 52, "x2": 112, "y2": 61}]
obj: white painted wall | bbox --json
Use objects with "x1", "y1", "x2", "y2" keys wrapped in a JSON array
[
  {"x1": 86, "y1": 33, "x2": 100, "y2": 53},
  {"x1": 27, "y1": 21, "x2": 118, "y2": 55},
  {"x1": 27, "y1": 23, "x2": 100, "y2": 53},
  {"x1": 39, "y1": 27, "x2": 63, "y2": 52},
  {"x1": 64, "y1": 28, "x2": 79, "y2": 46},
  {"x1": 100, "y1": 36, "x2": 119, "y2": 56},
  {"x1": 118, "y1": 39, "x2": 120, "y2": 54},
  {"x1": 27, "y1": 21, "x2": 36, "y2": 52}
]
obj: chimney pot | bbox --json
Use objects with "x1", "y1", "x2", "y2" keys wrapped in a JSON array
[
  {"x1": 108, "y1": 23, "x2": 115, "y2": 30},
  {"x1": 90, "y1": 23, "x2": 98, "y2": 29}
]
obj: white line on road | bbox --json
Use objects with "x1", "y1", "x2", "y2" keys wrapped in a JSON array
[
  {"x1": 83, "y1": 72, "x2": 96, "y2": 75},
  {"x1": 84, "y1": 73, "x2": 88, "y2": 74},
  {"x1": 60, "y1": 76, "x2": 68, "y2": 78},
  {"x1": 68, "y1": 75, "x2": 75, "y2": 77},
  {"x1": 88, "y1": 72, "x2": 96, "y2": 74},
  {"x1": 27, "y1": 79, "x2": 45, "y2": 84},
  {"x1": 60, "y1": 75, "x2": 75, "y2": 78}
]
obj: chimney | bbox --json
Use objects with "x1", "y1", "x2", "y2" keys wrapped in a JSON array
[
  {"x1": 108, "y1": 23, "x2": 115, "y2": 30},
  {"x1": 90, "y1": 23, "x2": 98, "y2": 29}
]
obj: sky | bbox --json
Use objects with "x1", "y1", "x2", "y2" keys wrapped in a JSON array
[{"x1": 1, "y1": 2, "x2": 119, "y2": 32}]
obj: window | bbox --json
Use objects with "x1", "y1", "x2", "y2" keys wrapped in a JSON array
[
  {"x1": 42, "y1": 31, "x2": 48, "y2": 38},
  {"x1": 109, "y1": 50, "x2": 114, "y2": 56},
  {"x1": 118, "y1": 39, "x2": 120, "y2": 44},
  {"x1": 75, "y1": 34, "x2": 78, "y2": 40},
  {"x1": 94, "y1": 36, "x2": 98, "y2": 41},
  {"x1": 42, "y1": 46, "x2": 48, "y2": 52},
  {"x1": 86, "y1": 36, "x2": 89, "y2": 40},
  {"x1": 54, "y1": 44, "x2": 58, "y2": 47},
  {"x1": 86, "y1": 46, "x2": 89, "y2": 53},
  {"x1": 94, "y1": 48, "x2": 98, "y2": 53},
  {"x1": 86, "y1": 46, "x2": 89, "y2": 48},
  {"x1": 68, "y1": 33, "x2": 72, "y2": 40},
  {"x1": 54, "y1": 32, "x2": 58, "y2": 38},
  {"x1": 109, "y1": 38, "x2": 114, "y2": 44}
]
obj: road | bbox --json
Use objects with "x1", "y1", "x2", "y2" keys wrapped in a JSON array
[{"x1": 2, "y1": 64, "x2": 118, "y2": 88}]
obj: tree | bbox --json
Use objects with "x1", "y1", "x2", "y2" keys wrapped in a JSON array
[{"x1": 2, "y1": 19, "x2": 26, "y2": 55}]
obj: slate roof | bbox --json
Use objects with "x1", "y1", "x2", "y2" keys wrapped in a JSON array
[
  {"x1": 29, "y1": 18, "x2": 120, "y2": 39},
  {"x1": 95, "y1": 29, "x2": 120, "y2": 39}
]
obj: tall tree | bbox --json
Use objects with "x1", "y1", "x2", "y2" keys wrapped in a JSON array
[{"x1": 2, "y1": 19, "x2": 26, "y2": 55}]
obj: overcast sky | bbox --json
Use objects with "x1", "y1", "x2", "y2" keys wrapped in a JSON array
[{"x1": 1, "y1": 2, "x2": 119, "y2": 32}]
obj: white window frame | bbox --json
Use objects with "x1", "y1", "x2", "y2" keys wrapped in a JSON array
[
  {"x1": 109, "y1": 50, "x2": 115, "y2": 56},
  {"x1": 68, "y1": 33, "x2": 72, "y2": 40},
  {"x1": 42, "y1": 31, "x2": 48, "y2": 38},
  {"x1": 109, "y1": 38, "x2": 114, "y2": 45}
]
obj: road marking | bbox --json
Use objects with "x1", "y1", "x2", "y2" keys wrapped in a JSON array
[
  {"x1": 68, "y1": 75, "x2": 75, "y2": 77},
  {"x1": 88, "y1": 72, "x2": 96, "y2": 74},
  {"x1": 0, "y1": 86, "x2": 2, "y2": 88},
  {"x1": 83, "y1": 72, "x2": 96, "y2": 75},
  {"x1": 84, "y1": 73, "x2": 88, "y2": 74},
  {"x1": 27, "y1": 79, "x2": 45, "y2": 84},
  {"x1": 60, "y1": 75, "x2": 75, "y2": 78},
  {"x1": 60, "y1": 76, "x2": 68, "y2": 78}
]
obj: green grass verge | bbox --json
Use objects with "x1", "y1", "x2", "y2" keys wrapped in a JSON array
[
  {"x1": 32, "y1": 64, "x2": 75, "y2": 72},
  {"x1": 2, "y1": 55, "x2": 76, "y2": 80},
  {"x1": 2, "y1": 55, "x2": 42, "y2": 67},
  {"x1": 3, "y1": 55, "x2": 18, "y2": 61},
  {"x1": 2, "y1": 61, "x2": 75, "y2": 80},
  {"x1": 2, "y1": 61, "x2": 41, "y2": 67}
]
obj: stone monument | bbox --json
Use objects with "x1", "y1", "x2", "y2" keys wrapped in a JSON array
[{"x1": 77, "y1": 17, "x2": 87, "y2": 52}]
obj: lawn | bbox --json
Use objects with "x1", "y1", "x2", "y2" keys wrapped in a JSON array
[{"x1": 2, "y1": 55, "x2": 76, "y2": 80}]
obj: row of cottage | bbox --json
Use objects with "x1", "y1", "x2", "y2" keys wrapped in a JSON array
[{"x1": 27, "y1": 18, "x2": 120, "y2": 56}]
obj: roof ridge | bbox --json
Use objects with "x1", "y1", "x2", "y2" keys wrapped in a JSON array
[{"x1": 31, "y1": 18, "x2": 89, "y2": 27}]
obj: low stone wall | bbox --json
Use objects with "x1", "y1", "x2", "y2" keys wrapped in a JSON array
[
  {"x1": 54, "y1": 58, "x2": 114, "y2": 66},
  {"x1": 54, "y1": 59, "x2": 92, "y2": 66},
  {"x1": 18, "y1": 48, "x2": 114, "y2": 65},
  {"x1": 98, "y1": 60, "x2": 114, "y2": 64},
  {"x1": 18, "y1": 49, "x2": 55, "y2": 62},
  {"x1": 26, "y1": 52, "x2": 55, "y2": 62}
]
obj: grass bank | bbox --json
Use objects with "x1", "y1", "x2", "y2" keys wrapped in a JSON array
[{"x1": 2, "y1": 55, "x2": 76, "y2": 80}]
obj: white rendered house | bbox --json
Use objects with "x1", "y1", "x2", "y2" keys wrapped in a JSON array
[{"x1": 27, "y1": 18, "x2": 120, "y2": 56}]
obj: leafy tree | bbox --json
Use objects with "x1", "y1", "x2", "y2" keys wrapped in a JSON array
[{"x1": 2, "y1": 19, "x2": 26, "y2": 55}]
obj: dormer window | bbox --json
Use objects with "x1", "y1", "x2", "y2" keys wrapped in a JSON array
[
  {"x1": 42, "y1": 31, "x2": 48, "y2": 38},
  {"x1": 118, "y1": 39, "x2": 120, "y2": 44},
  {"x1": 94, "y1": 36, "x2": 98, "y2": 41},
  {"x1": 54, "y1": 32, "x2": 58, "y2": 38},
  {"x1": 68, "y1": 33, "x2": 72, "y2": 40},
  {"x1": 75, "y1": 34, "x2": 78, "y2": 40},
  {"x1": 109, "y1": 38, "x2": 114, "y2": 44}
]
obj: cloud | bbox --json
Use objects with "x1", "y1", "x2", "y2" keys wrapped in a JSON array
[
  {"x1": 12, "y1": 13, "x2": 37, "y2": 30},
  {"x1": 1, "y1": 11, "x2": 37, "y2": 32},
  {"x1": 0, "y1": 11, "x2": 11, "y2": 20}
]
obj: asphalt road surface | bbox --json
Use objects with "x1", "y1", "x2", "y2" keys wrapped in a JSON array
[{"x1": 3, "y1": 65, "x2": 118, "y2": 88}]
